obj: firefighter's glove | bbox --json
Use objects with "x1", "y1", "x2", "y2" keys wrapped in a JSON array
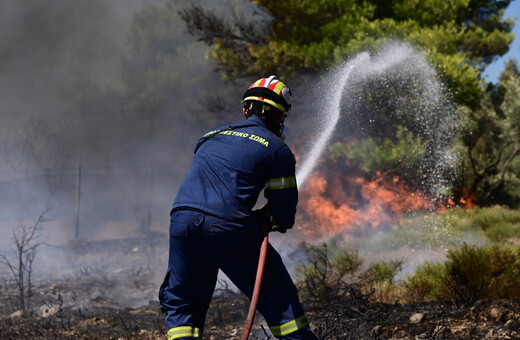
[
  {"x1": 253, "y1": 204, "x2": 289, "y2": 233},
  {"x1": 253, "y1": 205, "x2": 272, "y2": 224},
  {"x1": 253, "y1": 204, "x2": 275, "y2": 231},
  {"x1": 270, "y1": 224, "x2": 288, "y2": 234}
]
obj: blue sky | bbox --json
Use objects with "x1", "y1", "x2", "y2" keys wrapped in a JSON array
[{"x1": 483, "y1": 1, "x2": 520, "y2": 83}]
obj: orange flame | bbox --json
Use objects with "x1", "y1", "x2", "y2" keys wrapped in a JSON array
[
  {"x1": 459, "y1": 193, "x2": 476, "y2": 209},
  {"x1": 296, "y1": 171, "x2": 435, "y2": 238}
]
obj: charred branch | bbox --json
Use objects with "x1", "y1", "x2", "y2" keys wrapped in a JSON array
[{"x1": 0, "y1": 211, "x2": 46, "y2": 316}]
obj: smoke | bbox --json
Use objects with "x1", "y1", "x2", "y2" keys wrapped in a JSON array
[
  {"x1": 0, "y1": 0, "x2": 239, "y2": 222},
  {"x1": 0, "y1": 0, "x2": 250, "y2": 297},
  {"x1": 0, "y1": 0, "x2": 141, "y2": 124},
  {"x1": 0, "y1": 1, "x2": 146, "y2": 240},
  {"x1": 0, "y1": 0, "x2": 283, "y2": 309}
]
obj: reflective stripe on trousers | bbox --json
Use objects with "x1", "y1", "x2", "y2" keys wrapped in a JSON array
[
  {"x1": 167, "y1": 325, "x2": 201, "y2": 340},
  {"x1": 270, "y1": 315, "x2": 310, "y2": 337}
]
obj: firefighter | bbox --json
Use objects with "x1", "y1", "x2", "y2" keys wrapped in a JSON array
[{"x1": 159, "y1": 76, "x2": 318, "y2": 340}]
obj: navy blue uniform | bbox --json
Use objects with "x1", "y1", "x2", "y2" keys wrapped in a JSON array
[
  {"x1": 172, "y1": 116, "x2": 297, "y2": 227},
  {"x1": 159, "y1": 116, "x2": 316, "y2": 339}
]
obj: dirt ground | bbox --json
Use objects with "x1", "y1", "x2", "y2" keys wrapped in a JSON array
[
  {"x1": 1, "y1": 237, "x2": 519, "y2": 339},
  {"x1": 1, "y1": 291, "x2": 519, "y2": 339}
]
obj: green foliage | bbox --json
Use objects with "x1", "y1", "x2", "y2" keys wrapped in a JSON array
[
  {"x1": 365, "y1": 261, "x2": 402, "y2": 284},
  {"x1": 333, "y1": 248, "x2": 365, "y2": 278},
  {"x1": 484, "y1": 244, "x2": 520, "y2": 298},
  {"x1": 181, "y1": 0, "x2": 514, "y2": 108},
  {"x1": 329, "y1": 126, "x2": 426, "y2": 184},
  {"x1": 457, "y1": 205, "x2": 520, "y2": 242},
  {"x1": 403, "y1": 261, "x2": 446, "y2": 302},
  {"x1": 443, "y1": 243, "x2": 495, "y2": 306},
  {"x1": 444, "y1": 243, "x2": 520, "y2": 305},
  {"x1": 458, "y1": 64, "x2": 520, "y2": 206},
  {"x1": 176, "y1": 0, "x2": 518, "y2": 208},
  {"x1": 404, "y1": 243, "x2": 520, "y2": 305}
]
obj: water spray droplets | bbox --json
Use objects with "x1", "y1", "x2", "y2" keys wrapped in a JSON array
[
  {"x1": 297, "y1": 42, "x2": 458, "y2": 198},
  {"x1": 296, "y1": 52, "x2": 370, "y2": 187}
]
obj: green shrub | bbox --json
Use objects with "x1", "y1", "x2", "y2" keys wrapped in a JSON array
[
  {"x1": 443, "y1": 243, "x2": 493, "y2": 306},
  {"x1": 365, "y1": 261, "x2": 402, "y2": 284},
  {"x1": 462, "y1": 206, "x2": 520, "y2": 242},
  {"x1": 363, "y1": 261, "x2": 404, "y2": 303},
  {"x1": 485, "y1": 223, "x2": 520, "y2": 241},
  {"x1": 403, "y1": 243, "x2": 520, "y2": 305},
  {"x1": 403, "y1": 261, "x2": 446, "y2": 302},
  {"x1": 484, "y1": 244, "x2": 520, "y2": 298}
]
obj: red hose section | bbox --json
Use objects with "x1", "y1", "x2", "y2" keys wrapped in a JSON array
[{"x1": 241, "y1": 223, "x2": 270, "y2": 340}]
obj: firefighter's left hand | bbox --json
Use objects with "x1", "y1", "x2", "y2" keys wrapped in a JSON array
[
  {"x1": 253, "y1": 204, "x2": 291, "y2": 233},
  {"x1": 270, "y1": 224, "x2": 287, "y2": 233},
  {"x1": 252, "y1": 204, "x2": 278, "y2": 232}
]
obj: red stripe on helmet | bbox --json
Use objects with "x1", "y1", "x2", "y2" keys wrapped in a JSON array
[
  {"x1": 268, "y1": 81, "x2": 279, "y2": 91},
  {"x1": 258, "y1": 78, "x2": 267, "y2": 87}
]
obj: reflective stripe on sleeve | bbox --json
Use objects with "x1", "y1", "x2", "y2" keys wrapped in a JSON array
[
  {"x1": 270, "y1": 315, "x2": 309, "y2": 337},
  {"x1": 265, "y1": 176, "x2": 297, "y2": 190},
  {"x1": 167, "y1": 326, "x2": 201, "y2": 340}
]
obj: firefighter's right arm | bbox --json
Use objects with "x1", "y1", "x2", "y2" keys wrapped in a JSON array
[{"x1": 264, "y1": 146, "x2": 298, "y2": 232}]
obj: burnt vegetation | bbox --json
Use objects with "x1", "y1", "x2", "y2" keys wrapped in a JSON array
[
  {"x1": 2, "y1": 240, "x2": 520, "y2": 339},
  {"x1": 0, "y1": 213, "x2": 46, "y2": 317}
]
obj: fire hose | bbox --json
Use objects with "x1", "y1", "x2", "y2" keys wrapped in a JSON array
[{"x1": 240, "y1": 220, "x2": 270, "y2": 340}]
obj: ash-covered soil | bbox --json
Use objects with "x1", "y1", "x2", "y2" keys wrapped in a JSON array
[
  {"x1": 2, "y1": 293, "x2": 519, "y2": 339},
  {"x1": 1, "y1": 236, "x2": 519, "y2": 339}
]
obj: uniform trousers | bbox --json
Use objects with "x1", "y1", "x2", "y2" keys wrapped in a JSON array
[{"x1": 159, "y1": 209, "x2": 317, "y2": 340}]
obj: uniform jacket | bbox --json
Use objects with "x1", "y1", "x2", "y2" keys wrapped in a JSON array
[{"x1": 172, "y1": 116, "x2": 298, "y2": 230}]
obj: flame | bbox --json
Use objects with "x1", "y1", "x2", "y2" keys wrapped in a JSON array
[
  {"x1": 459, "y1": 193, "x2": 476, "y2": 209},
  {"x1": 296, "y1": 171, "x2": 436, "y2": 238},
  {"x1": 297, "y1": 175, "x2": 360, "y2": 236}
]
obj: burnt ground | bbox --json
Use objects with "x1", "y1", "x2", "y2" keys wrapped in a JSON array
[
  {"x1": 1, "y1": 293, "x2": 519, "y2": 339},
  {"x1": 0, "y1": 236, "x2": 519, "y2": 339}
]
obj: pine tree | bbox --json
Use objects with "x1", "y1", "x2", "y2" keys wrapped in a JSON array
[{"x1": 180, "y1": 0, "x2": 514, "y2": 108}]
